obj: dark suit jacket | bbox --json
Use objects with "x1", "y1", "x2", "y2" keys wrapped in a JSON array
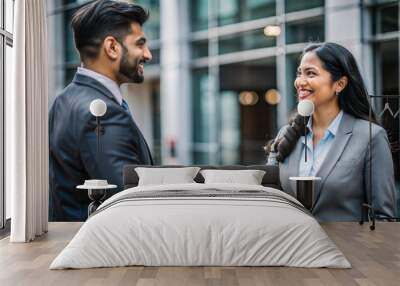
[
  {"x1": 277, "y1": 112, "x2": 396, "y2": 221},
  {"x1": 49, "y1": 73, "x2": 153, "y2": 221}
]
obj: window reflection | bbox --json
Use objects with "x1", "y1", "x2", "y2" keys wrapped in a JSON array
[
  {"x1": 218, "y1": 0, "x2": 276, "y2": 26},
  {"x1": 218, "y1": 0, "x2": 240, "y2": 26},
  {"x1": 219, "y1": 29, "x2": 276, "y2": 54},
  {"x1": 64, "y1": 9, "x2": 80, "y2": 64},
  {"x1": 286, "y1": 52, "x2": 301, "y2": 112},
  {"x1": 372, "y1": 2, "x2": 399, "y2": 34},
  {"x1": 220, "y1": 91, "x2": 240, "y2": 164},
  {"x1": 374, "y1": 40, "x2": 400, "y2": 211},
  {"x1": 286, "y1": 16, "x2": 324, "y2": 44},
  {"x1": 190, "y1": 0, "x2": 209, "y2": 31},
  {"x1": 244, "y1": 0, "x2": 275, "y2": 21},
  {"x1": 285, "y1": 0, "x2": 324, "y2": 13},
  {"x1": 150, "y1": 48, "x2": 160, "y2": 65},
  {"x1": 192, "y1": 41, "x2": 209, "y2": 59},
  {"x1": 192, "y1": 69, "x2": 211, "y2": 144},
  {"x1": 192, "y1": 69, "x2": 212, "y2": 164},
  {"x1": 137, "y1": 0, "x2": 160, "y2": 40}
]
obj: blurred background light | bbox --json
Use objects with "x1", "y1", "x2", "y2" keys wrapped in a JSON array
[
  {"x1": 265, "y1": 89, "x2": 281, "y2": 105},
  {"x1": 263, "y1": 25, "x2": 281, "y2": 37},
  {"x1": 239, "y1": 91, "x2": 259, "y2": 106}
]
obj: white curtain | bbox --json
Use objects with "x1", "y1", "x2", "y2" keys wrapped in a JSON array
[{"x1": 8, "y1": 0, "x2": 49, "y2": 242}]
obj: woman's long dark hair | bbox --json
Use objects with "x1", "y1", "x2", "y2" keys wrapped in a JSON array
[
  {"x1": 305, "y1": 42, "x2": 377, "y2": 124},
  {"x1": 274, "y1": 42, "x2": 377, "y2": 162}
]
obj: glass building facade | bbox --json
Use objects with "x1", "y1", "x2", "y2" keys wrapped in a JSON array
[
  {"x1": 189, "y1": 0, "x2": 325, "y2": 164},
  {"x1": 47, "y1": 0, "x2": 400, "y2": 208}
]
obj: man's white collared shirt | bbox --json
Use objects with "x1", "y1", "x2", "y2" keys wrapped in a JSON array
[{"x1": 77, "y1": 67, "x2": 123, "y2": 105}]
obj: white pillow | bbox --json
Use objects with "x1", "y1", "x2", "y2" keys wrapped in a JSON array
[
  {"x1": 200, "y1": 169, "x2": 266, "y2": 185},
  {"x1": 135, "y1": 167, "x2": 201, "y2": 186}
]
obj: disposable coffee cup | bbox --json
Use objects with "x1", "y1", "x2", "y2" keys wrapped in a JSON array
[{"x1": 289, "y1": 176, "x2": 321, "y2": 210}]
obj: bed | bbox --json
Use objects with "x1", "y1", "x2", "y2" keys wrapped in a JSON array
[{"x1": 50, "y1": 165, "x2": 350, "y2": 269}]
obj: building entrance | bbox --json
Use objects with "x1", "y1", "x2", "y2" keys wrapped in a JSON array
[{"x1": 219, "y1": 57, "x2": 277, "y2": 164}]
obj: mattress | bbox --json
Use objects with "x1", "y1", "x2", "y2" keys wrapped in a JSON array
[{"x1": 50, "y1": 183, "x2": 351, "y2": 269}]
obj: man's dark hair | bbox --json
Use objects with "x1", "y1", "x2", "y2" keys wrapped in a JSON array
[{"x1": 71, "y1": 0, "x2": 149, "y2": 61}]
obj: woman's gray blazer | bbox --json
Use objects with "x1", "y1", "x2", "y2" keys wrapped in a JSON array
[{"x1": 277, "y1": 112, "x2": 396, "y2": 221}]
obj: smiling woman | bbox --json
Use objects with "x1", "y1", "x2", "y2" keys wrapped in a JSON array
[{"x1": 268, "y1": 42, "x2": 396, "y2": 222}]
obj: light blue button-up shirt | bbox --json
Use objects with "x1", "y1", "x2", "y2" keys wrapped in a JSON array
[{"x1": 299, "y1": 110, "x2": 344, "y2": 176}]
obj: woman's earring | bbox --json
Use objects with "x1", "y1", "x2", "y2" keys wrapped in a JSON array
[{"x1": 336, "y1": 90, "x2": 340, "y2": 96}]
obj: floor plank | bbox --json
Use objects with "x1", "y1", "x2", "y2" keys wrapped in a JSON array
[{"x1": 0, "y1": 222, "x2": 399, "y2": 286}]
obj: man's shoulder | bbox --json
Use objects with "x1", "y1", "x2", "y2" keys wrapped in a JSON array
[
  {"x1": 50, "y1": 85, "x2": 95, "y2": 127},
  {"x1": 56, "y1": 80, "x2": 102, "y2": 103},
  {"x1": 53, "y1": 80, "x2": 117, "y2": 114}
]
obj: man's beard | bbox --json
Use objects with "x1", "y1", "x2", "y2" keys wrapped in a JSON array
[{"x1": 119, "y1": 45, "x2": 144, "y2": 83}]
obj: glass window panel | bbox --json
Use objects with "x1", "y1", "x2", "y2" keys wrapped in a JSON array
[
  {"x1": 218, "y1": 0, "x2": 276, "y2": 26},
  {"x1": 220, "y1": 91, "x2": 240, "y2": 164},
  {"x1": 64, "y1": 9, "x2": 80, "y2": 64},
  {"x1": 218, "y1": 0, "x2": 240, "y2": 26},
  {"x1": 219, "y1": 34, "x2": 242, "y2": 54},
  {"x1": 243, "y1": 0, "x2": 275, "y2": 21},
  {"x1": 53, "y1": 0, "x2": 64, "y2": 8},
  {"x1": 286, "y1": 52, "x2": 301, "y2": 112},
  {"x1": 375, "y1": 40, "x2": 399, "y2": 97},
  {"x1": 192, "y1": 68, "x2": 217, "y2": 165},
  {"x1": 373, "y1": 2, "x2": 399, "y2": 34},
  {"x1": 286, "y1": 16, "x2": 324, "y2": 44},
  {"x1": 193, "y1": 151, "x2": 211, "y2": 164},
  {"x1": 137, "y1": 0, "x2": 160, "y2": 40},
  {"x1": 192, "y1": 40, "x2": 209, "y2": 59},
  {"x1": 285, "y1": 0, "x2": 324, "y2": 13},
  {"x1": 151, "y1": 82, "x2": 161, "y2": 164},
  {"x1": 191, "y1": 0, "x2": 209, "y2": 31},
  {"x1": 219, "y1": 29, "x2": 276, "y2": 54},
  {"x1": 149, "y1": 48, "x2": 160, "y2": 65},
  {"x1": 5, "y1": 43, "x2": 13, "y2": 219},
  {"x1": 374, "y1": 40, "x2": 400, "y2": 212},
  {"x1": 192, "y1": 69, "x2": 211, "y2": 143},
  {"x1": 5, "y1": 0, "x2": 14, "y2": 33},
  {"x1": 285, "y1": 0, "x2": 325, "y2": 13}
]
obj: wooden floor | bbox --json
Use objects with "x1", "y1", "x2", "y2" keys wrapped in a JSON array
[{"x1": 0, "y1": 222, "x2": 399, "y2": 286}]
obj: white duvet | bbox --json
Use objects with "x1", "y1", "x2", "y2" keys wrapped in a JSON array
[{"x1": 50, "y1": 183, "x2": 351, "y2": 269}]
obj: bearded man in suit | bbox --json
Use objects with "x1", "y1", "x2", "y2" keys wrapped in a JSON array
[{"x1": 49, "y1": 0, "x2": 153, "y2": 221}]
